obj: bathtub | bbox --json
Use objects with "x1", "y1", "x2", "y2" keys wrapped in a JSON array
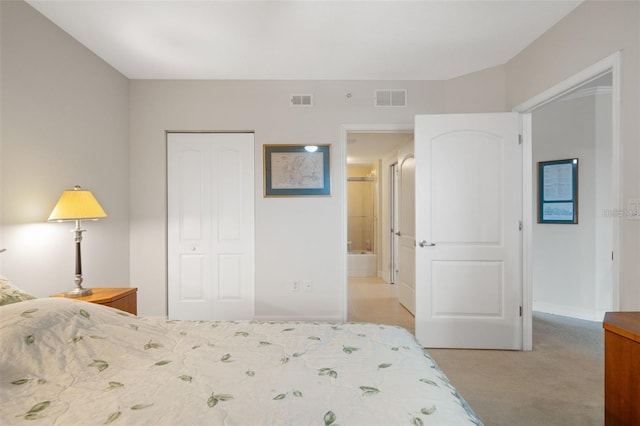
[{"x1": 347, "y1": 251, "x2": 377, "y2": 277}]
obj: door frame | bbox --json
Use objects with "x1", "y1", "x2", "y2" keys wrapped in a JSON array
[
  {"x1": 389, "y1": 161, "x2": 399, "y2": 284},
  {"x1": 397, "y1": 151, "x2": 416, "y2": 315},
  {"x1": 341, "y1": 123, "x2": 414, "y2": 317},
  {"x1": 514, "y1": 51, "x2": 622, "y2": 350}
]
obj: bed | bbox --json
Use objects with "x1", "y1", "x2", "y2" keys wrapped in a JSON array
[{"x1": 0, "y1": 281, "x2": 482, "y2": 426}]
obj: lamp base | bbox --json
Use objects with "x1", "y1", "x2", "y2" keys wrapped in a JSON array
[{"x1": 65, "y1": 287, "x2": 93, "y2": 298}]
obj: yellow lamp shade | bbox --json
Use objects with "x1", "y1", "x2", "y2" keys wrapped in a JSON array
[{"x1": 48, "y1": 186, "x2": 107, "y2": 221}]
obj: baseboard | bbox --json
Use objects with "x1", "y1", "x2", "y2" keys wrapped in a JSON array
[
  {"x1": 596, "y1": 309, "x2": 609, "y2": 321},
  {"x1": 253, "y1": 314, "x2": 344, "y2": 323},
  {"x1": 159, "y1": 315, "x2": 344, "y2": 323},
  {"x1": 533, "y1": 301, "x2": 603, "y2": 322}
]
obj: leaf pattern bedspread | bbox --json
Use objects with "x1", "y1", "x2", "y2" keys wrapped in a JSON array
[{"x1": 1, "y1": 298, "x2": 482, "y2": 425}]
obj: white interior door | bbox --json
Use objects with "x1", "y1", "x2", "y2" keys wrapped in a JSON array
[
  {"x1": 414, "y1": 113, "x2": 522, "y2": 349},
  {"x1": 397, "y1": 151, "x2": 416, "y2": 315},
  {"x1": 167, "y1": 132, "x2": 255, "y2": 320}
]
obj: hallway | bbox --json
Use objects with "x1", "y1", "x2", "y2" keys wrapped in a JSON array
[{"x1": 347, "y1": 277, "x2": 415, "y2": 334}]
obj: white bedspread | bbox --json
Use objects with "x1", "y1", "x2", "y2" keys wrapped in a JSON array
[{"x1": 1, "y1": 298, "x2": 481, "y2": 425}]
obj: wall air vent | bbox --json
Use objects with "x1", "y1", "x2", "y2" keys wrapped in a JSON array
[
  {"x1": 375, "y1": 89, "x2": 407, "y2": 107},
  {"x1": 290, "y1": 94, "x2": 314, "y2": 107}
]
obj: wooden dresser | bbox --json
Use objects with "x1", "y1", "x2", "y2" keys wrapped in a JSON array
[
  {"x1": 603, "y1": 311, "x2": 640, "y2": 425},
  {"x1": 51, "y1": 287, "x2": 138, "y2": 315}
]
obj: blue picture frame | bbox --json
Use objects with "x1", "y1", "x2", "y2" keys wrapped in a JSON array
[
  {"x1": 538, "y1": 158, "x2": 578, "y2": 224},
  {"x1": 264, "y1": 144, "x2": 331, "y2": 197}
]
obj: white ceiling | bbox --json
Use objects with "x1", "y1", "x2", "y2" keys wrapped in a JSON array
[{"x1": 26, "y1": 0, "x2": 582, "y2": 81}]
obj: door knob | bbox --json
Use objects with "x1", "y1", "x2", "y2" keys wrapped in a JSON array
[
  {"x1": 418, "y1": 240, "x2": 436, "y2": 248},
  {"x1": 395, "y1": 232, "x2": 401, "y2": 236}
]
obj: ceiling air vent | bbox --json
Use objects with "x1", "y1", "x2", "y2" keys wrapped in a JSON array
[
  {"x1": 290, "y1": 94, "x2": 313, "y2": 107},
  {"x1": 375, "y1": 89, "x2": 407, "y2": 107}
]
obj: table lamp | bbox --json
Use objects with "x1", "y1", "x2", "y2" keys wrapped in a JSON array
[{"x1": 48, "y1": 185, "x2": 107, "y2": 297}]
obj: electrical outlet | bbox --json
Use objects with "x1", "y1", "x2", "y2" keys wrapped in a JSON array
[
  {"x1": 292, "y1": 281, "x2": 300, "y2": 292},
  {"x1": 303, "y1": 281, "x2": 313, "y2": 293}
]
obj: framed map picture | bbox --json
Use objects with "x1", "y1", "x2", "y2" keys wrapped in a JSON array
[
  {"x1": 264, "y1": 144, "x2": 331, "y2": 197},
  {"x1": 538, "y1": 158, "x2": 578, "y2": 224}
]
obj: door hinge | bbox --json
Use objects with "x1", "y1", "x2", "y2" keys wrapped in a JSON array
[
  {"x1": 520, "y1": 306, "x2": 523, "y2": 317},
  {"x1": 518, "y1": 134, "x2": 523, "y2": 145},
  {"x1": 519, "y1": 220, "x2": 523, "y2": 231}
]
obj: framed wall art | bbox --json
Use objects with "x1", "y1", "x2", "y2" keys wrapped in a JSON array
[
  {"x1": 264, "y1": 144, "x2": 331, "y2": 197},
  {"x1": 538, "y1": 158, "x2": 578, "y2": 224}
]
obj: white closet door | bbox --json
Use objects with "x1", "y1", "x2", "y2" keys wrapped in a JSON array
[{"x1": 167, "y1": 132, "x2": 255, "y2": 320}]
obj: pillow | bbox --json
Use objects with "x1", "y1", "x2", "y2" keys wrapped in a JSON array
[{"x1": 0, "y1": 278, "x2": 36, "y2": 306}]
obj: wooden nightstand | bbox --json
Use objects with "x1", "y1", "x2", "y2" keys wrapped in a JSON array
[{"x1": 51, "y1": 287, "x2": 138, "y2": 315}]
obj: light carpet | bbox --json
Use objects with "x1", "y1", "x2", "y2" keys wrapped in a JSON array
[{"x1": 428, "y1": 312, "x2": 604, "y2": 426}]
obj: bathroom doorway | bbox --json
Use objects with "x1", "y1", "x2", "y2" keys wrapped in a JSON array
[
  {"x1": 345, "y1": 127, "x2": 415, "y2": 329},
  {"x1": 347, "y1": 166, "x2": 377, "y2": 277},
  {"x1": 346, "y1": 130, "x2": 413, "y2": 280}
]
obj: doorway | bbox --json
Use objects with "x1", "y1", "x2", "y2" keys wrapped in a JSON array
[
  {"x1": 344, "y1": 126, "x2": 414, "y2": 329},
  {"x1": 516, "y1": 52, "x2": 622, "y2": 349},
  {"x1": 531, "y1": 73, "x2": 613, "y2": 322},
  {"x1": 346, "y1": 129, "x2": 414, "y2": 281}
]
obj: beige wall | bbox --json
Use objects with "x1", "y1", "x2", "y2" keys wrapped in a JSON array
[
  {"x1": 445, "y1": 65, "x2": 507, "y2": 113},
  {"x1": 505, "y1": 0, "x2": 640, "y2": 309},
  {"x1": 0, "y1": 0, "x2": 130, "y2": 296},
  {"x1": 129, "y1": 80, "x2": 446, "y2": 317}
]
